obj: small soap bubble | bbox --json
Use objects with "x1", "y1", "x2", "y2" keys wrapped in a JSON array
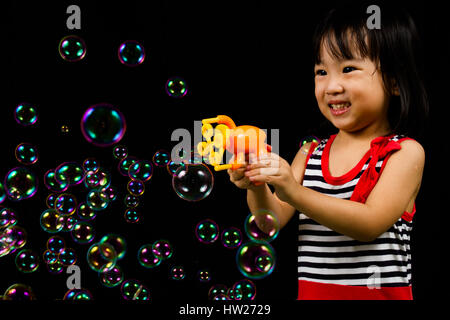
[
  {"x1": 77, "y1": 202, "x2": 96, "y2": 221},
  {"x1": 127, "y1": 180, "x2": 145, "y2": 197},
  {"x1": 137, "y1": 244, "x2": 161, "y2": 268},
  {"x1": 113, "y1": 145, "x2": 128, "y2": 160},
  {"x1": 236, "y1": 241, "x2": 275, "y2": 280},
  {"x1": 100, "y1": 265, "x2": 124, "y2": 288},
  {"x1": 0, "y1": 208, "x2": 17, "y2": 230},
  {"x1": 60, "y1": 215, "x2": 76, "y2": 232},
  {"x1": 71, "y1": 221, "x2": 95, "y2": 244},
  {"x1": 4, "y1": 167, "x2": 38, "y2": 201},
  {"x1": 165, "y1": 77, "x2": 188, "y2": 98},
  {"x1": 40, "y1": 209, "x2": 65, "y2": 233},
  {"x1": 124, "y1": 194, "x2": 139, "y2": 208},
  {"x1": 121, "y1": 280, "x2": 150, "y2": 301},
  {"x1": 244, "y1": 210, "x2": 280, "y2": 243},
  {"x1": 3, "y1": 284, "x2": 35, "y2": 301},
  {"x1": 118, "y1": 157, "x2": 138, "y2": 176},
  {"x1": 14, "y1": 103, "x2": 38, "y2": 126},
  {"x1": 232, "y1": 279, "x2": 256, "y2": 300},
  {"x1": 63, "y1": 289, "x2": 93, "y2": 300},
  {"x1": 153, "y1": 150, "x2": 170, "y2": 167},
  {"x1": 170, "y1": 266, "x2": 185, "y2": 280},
  {"x1": 43, "y1": 249, "x2": 58, "y2": 264},
  {"x1": 82, "y1": 158, "x2": 99, "y2": 173},
  {"x1": 55, "y1": 193, "x2": 77, "y2": 216},
  {"x1": 44, "y1": 169, "x2": 68, "y2": 193},
  {"x1": 221, "y1": 227, "x2": 242, "y2": 249},
  {"x1": 128, "y1": 160, "x2": 153, "y2": 182},
  {"x1": 55, "y1": 162, "x2": 84, "y2": 186},
  {"x1": 166, "y1": 160, "x2": 185, "y2": 177},
  {"x1": 299, "y1": 136, "x2": 320, "y2": 155},
  {"x1": 208, "y1": 284, "x2": 228, "y2": 300},
  {"x1": 61, "y1": 125, "x2": 70, "y2": 133},
  {"x1": 58, "y1": 35, "x2": 87, "y2": 62},
  {"x1": 46, "y1": 236, "x2": 65, "y2": 254},
  {"x1": 227, "y1": 288, "x2": 243, "y2": 300},
  {"x1": 3, "y1": 225, "x2": 27, "y2": 253},
  {"x1": 195, "y1": 219, "x2": 219, "y2": 244},
  {"x1": 100, "y1": 234, "x2": 127, "y2": 260},
  {"x1": 15, "y1": 143, "x2": 38, "y2": 165},
  {"x1": 86, "y1": 189, "x2": 109, "y2": 211},
  {"x1": 118, "y1": 40, "x2": 145, "y2": 66},
  {"x1": 172, "y1": 164, "x2": 213, "y2": 202},
  {"x1": 46, "y1": 260, "x2": 64, "y2": 274},
  {"x1": 58, "y1": 247, "x2": 77, "y2": 266},
  {"x1": 15, "y1": 249, "x2": 39, "y2": 273},
  {"x1": 151, "y1": 240, "x2": 173, "y2": 260},
  {"x1": 197, "y1": 269, "x2": 211, "y2": 282},
  {"x1": 0, "y1": 182, "x2": 6, "y2": 204},
  {"x1": 81, "y1": 103, "x2": 126, "y2": 147},
  {"x1": 124, "y1": 208, "x2": 140, "y2": 223},
  {"x1": 87, "y1": 242, "x2": 117, "y2": 272}
]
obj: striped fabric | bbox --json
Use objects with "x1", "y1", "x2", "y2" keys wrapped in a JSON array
[{"x1": 298, "y1": 134, "x2": 413, "y2": 291}]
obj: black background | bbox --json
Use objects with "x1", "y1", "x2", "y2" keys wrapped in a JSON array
[{"x1": 0, "y1": 0, "x2": 446, "y2": 311}]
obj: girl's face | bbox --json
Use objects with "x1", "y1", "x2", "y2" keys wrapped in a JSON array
[{"x1": 314, "y1": 41, "x2": 391, "y2": 135}]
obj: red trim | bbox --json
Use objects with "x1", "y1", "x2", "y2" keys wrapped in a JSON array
[
  {"x1": 300, "y1": 141, "x2": 319, "y2": 185},
  {"x1": 401, "y1": 203, "x2": 416, "y2": 222},
  {"x1": 321, "y1": 134, "x2": 372, "y2": 185},
  {"x1": 297, "y1": 280, "x2": 413, "y2": 300}
]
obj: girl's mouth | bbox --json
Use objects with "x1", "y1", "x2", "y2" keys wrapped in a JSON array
[{"x1": 328, "y1": 102, "x2": 351, "y2": 116}]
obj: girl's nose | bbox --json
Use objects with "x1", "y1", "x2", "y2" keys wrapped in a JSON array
[{"x1": 325, "y1": 77, "x2": 344, "y2": 95}]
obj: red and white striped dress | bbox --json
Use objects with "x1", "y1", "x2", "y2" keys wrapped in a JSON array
[{"x1": 298, "y1": 134, "x2": 415, "y2": 300}]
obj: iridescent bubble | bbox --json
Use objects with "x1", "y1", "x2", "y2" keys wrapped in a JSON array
[
  {"x1": 118, "y1": 40, "x2": 145, "y2": 66},
  {"x1": 46, "y1": 236, "x2": 65, "y2": 254},
  {"x1": 128, "y1": 160, "x2": 153, "y2": 182},
  {"x1": 170, "y1": 266, "x2": 185, "y2": 280},
  {"x1": 4, "y1": 167, "x2": 38, "y2": 201},
  {"x1": 46, "y1": 260, "x2": 64, "y2": 274},
  {"x1": 99, "y1": 186, "x2": 116, "y2": 202},
  {"x1": 208, "y1": 284, "x2": 228, "y2": 300},
  {"x1": 197, "y1": 269, "x2": 211, "y2": 282},
  {"x1": 3, "y1": 226, "x2": 27, "y2": 253},
  {"x1": 58, "y1": 35, "x2": 87, "y2": 62},
  {"x1": 151, "y1": 240, "x2": 173, "y2": 260},
  {"x1": 81, "y1": 103, "x2": 126, "y2": 147},
  {"x1": 87, "y1": 242, "x2": 117, "y2": 272},
  {"x1": 127, "y1": 180, "x2": 145, "y2": 197},
  {"x1": 0, "y1": 208, "x2": 17, "y2": 230},
  {"x1": 121, "y1": 280, "x2": 150, "y2": 301},
  {"x1": 236, "y1": 241, "x2": 276, "y2": 280},
  {"x1": 166, "y1": 160, "x2": 185, "y2": 177},
  {"x1": 221, "y1": 227, "x2": 242, "y2": 249},
  {"x1": 63, "y1": 289, "x2": 93, "y2": 300},
  {"x1": 58, "y1": 247, "x2": 77, "y2": 266},
  {"x1": 95, "y1": 167, "x2": 112, "y2": 189},
  {"x1": 124, "y1": 194, "x2": 139, "y2": 207},
  {"x1": 84, "y1": 171, "x2": 101, "y2": 189},
  {"x1": 46, "y1": 193, "x2": 57, "y2": 208},
  {"x1": 232, "y1": 279, "x2": 256, "y2": 300},
  {"x1": 165, "y1": 77, "x2": 188, "y2": 98},
  {"x1": 113, "y1": 145, "x2": 128, "y2": 159},
  {"x1": 15, "y1": 143, "x2": 38, "y2": 165},
  {"x1": 244, "y1": 210, "x2": 280, "y2": 243},
  {"x1": 299, "y1": 135, "x2": 320, "y2": 155},
  {"x1": 55, "y1": 193, "x2": 77, "y2": 216},
  {"x1": 71, "y1": 221, "x2": 95, "y2": 244},
  {"x1": 0, "y1": 182, "x2": 5, "y2": 204},
  {"x1": 43, "y1": 169, "x2": 68, "y2": 193},
  {"x1": 100, "y1": 265, "x2": 124, "y2": 288},
  {"x1": 14, "y1": 103, "x2": 38, "y2": 126},
  {"x1": 55, "y1": 162, "x2": 85, "y2": 186},
  {"x1": 77, "y1": 202, "x2": 96, "y2": 220},
  {"x1": 3, "y1": 284, "x2": 35, "y2": 301},
  {"x1": 124, "y1": 208, "x2": 140, "y2": 223},
  {"x1": 15, "y1": 249, "x2": 39, "y2": 273},
  {"x1": 195, "y1": 219, "x2": 219, "y2": 244},
  {"x1": 153, "y1": 150, "x2": 170, "y2": 167},
  {"x1": 86, "y1": 189, "x2": 109, "y2": 211},
  {"x1": 172, "y1": 164, "x2": 213, "y2": 201},
  {"x1": 137, "y1": 244, "x2": 161, "y2": 268},
  {"x1": 61, "y1": 125, "x2": 70, "y2": 133},
  {"x1": 83, "y1": 158, "x2": 99, "y2": 173},
  {"x1": 43, "y1": 249, "x2": 58, "y2": 264},
  {"x1": 40, "y1": 209, "x2": 65, "y2": 233},
  {"x1": 100, "y1": 234, "x2": 127, "y2": 260},
  {"x1": 60, "y1": 215, "x2": 77, "y2": 232},
  {"x1": 118, "y1": 157, "x2": 137, "y2": 176}
]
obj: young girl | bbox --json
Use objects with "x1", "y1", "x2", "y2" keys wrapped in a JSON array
[{"x1": 228, "y1": 3, "x2": 428, "y2": 300}]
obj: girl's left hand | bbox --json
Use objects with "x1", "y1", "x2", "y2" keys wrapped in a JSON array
[{"x1": 244, "y1": 152, "x2": 297, "y2": 202}]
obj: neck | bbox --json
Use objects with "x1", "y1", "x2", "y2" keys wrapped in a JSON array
[{"x1": 336, "y1": 122, "x2": 391, "y2": 145}]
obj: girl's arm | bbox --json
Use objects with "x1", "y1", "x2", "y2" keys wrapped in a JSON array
[{"x1": 246, "y1": 140, "x2": 425, "y2": 242}]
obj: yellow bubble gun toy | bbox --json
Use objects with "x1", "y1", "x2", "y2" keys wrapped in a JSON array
[{"x1": 197, "y1": 115, "x2": 272, "y2": 173}]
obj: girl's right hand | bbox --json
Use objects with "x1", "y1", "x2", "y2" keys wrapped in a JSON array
[{"x1": 227, "y1": 166, "x2": 254, "y2": 189}]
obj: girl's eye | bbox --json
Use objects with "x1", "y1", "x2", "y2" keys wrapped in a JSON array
[
  {"x1": 343, "y1": 66, "x2": 356, "y2": 73},
  {"x1": 315, "y1": 69, "x2": 327, "y2": 76}
]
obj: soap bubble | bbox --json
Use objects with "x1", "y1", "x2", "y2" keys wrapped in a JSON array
[
  {"x1": 55, "y1": 193, "x2": 77, "y2": 216},
  {"x1": 197, "y1": 269, "x2": 211, "y2": 282},
  {"x1": 100, "y1": 265, "x2": 124, "y2": 288},
  {"x1": 170, "y1": 266, "x2": 185, "y2": 280},
  {"x1": 3, "y1": 284, "x2": 35, "y2": 301},
  {"x1": 232, "y1": 279, "x2": 256, "y2": 300},
  {"x1": 128, "y1": 160, "x2": 153, "y2": 182},
  {"x1": 4, "y1": 167, "x2": 38, "y2": 201},
  {"x1": 124, "y1": 208, "x2": 140, "y2": 223},
  {"x1": 165, "y1": 77, "x2": 188, "y2": 98},
  {"x1": 40, "y1": 209, "x2": 65, "y2": 233},
  {"x1": 71, "y1": 221, "x2": 95, "y2": 244},
  {"x1": 81, "y1": 103, "x2": 126, "y2": 147},
  {"x1": 153, "y1": 150, "x2": 170, "y2": 167},
  {"x1": 172, "y1": 164, "x2": 213, "y2": 202},
  {"x1": 77, "y1": 202, "x2": 96, "y2": 221},
  {"x1": 208, "y1": 284, "x2": 228, "y2": 300},
  {"x1": 236, "y1": 241, "x2": 275, "y2": 280},
  {"x1": 82, "y1": 158, "x2": 99, "y2": 173},
  {"x1": 118, "y1": 40, "x2": 145, "y2": 66},
  {"x1": 15, "y1": 249, "x2": 39, "y2": 273},
  {"x1": 299, "y1": 136, "x2": 320, "y2": 155},
  {"x1": 2, "y1": 225, "x2": 27, "y2": 254},
  {"x1": 86, "y1": 189, "x2": 109, "y2": 211},
  {"x1": 15, "y1": 143, "x2": 38, "y2": 165},
  {"x1": 100, "y1": 234, "x2": 127, "y2": 260},
  {"x1": 58, "y1": 35, "x2": 87, "y2": 62},
  {"x1": 46, "y1": 236, "x2": 65, "y2": 254},
  {"x1": 113, "y1": 145, "x2": 128, "y2": 159},
  {"x1": 151, "y1": 240, "x2": 173, "y2": 260},
  {"x1": 127, "y1": 180, "x2": 145, "y2": 197},
  {"x1": 124, "y1": 194, "x2": 139, "y2": 208},
  {"x1": 63, "y1": 289, "x2": 93, "y2": 300},
  {"x1": 195, "y1": 219, "x2": 219, "y2": 244},
  {"x1": 244, "y1": 210, "x2": 280, "y2": 243},
  {"x1": 58, "y1": 247, "x2": 77, "y2": 266},
  {"x1": 0, "y1": 208, "x2": 17, "y2": 230},
  {"x1": 221, "y1": 227, "x2": 242, "y2": 249},
  {"x1": 137, "y1": 244, "x2": 161, "y2": 268},
  {"x1": 0, "y1": 182, "x2": 5, "y2": 204},
  {"x1": 87, "y1": 242, "x2": 117, "y2": 272},
  {"x1": 14, "y1": 103, "x2": 38, "y2": 126},
  {"x1": 118, "y1": 157, "x2": 138, "y2": 176},
  {"x1": 44, "y1": 169, "x2": 68, "y2": 193},
  {"x1": 55, "y1": 162, "x2": 84, "y2": 186},
  {"x1": 121, "y1": 280, "x2": 150, "y2": 300}
]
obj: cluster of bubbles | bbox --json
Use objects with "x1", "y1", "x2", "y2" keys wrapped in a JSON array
[
  {"x1": 207, "y1": 279, "x2": 257, "y2": 301},
  {"x1": 58, "y1": 35, "x2": 188, "y2": 97},
  {"x1": 42, "y1": 236, "x2": 76, "y2": 274}
]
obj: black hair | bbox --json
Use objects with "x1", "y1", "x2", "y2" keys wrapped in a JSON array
[{"x1": 312, "y1": 2, "x2": 429, "y2": 141}]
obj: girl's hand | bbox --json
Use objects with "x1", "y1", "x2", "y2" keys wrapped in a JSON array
[
  {"x1": 227, "y1": 155, "x2": 263, "y2": 190},
  {"x1": 245, "y1": 152, "x2": 297, "y2": 202}
]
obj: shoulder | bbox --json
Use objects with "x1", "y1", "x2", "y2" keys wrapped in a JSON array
[{"x1": 395, "y1": 138, "x2": 425, "y2": 165}]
